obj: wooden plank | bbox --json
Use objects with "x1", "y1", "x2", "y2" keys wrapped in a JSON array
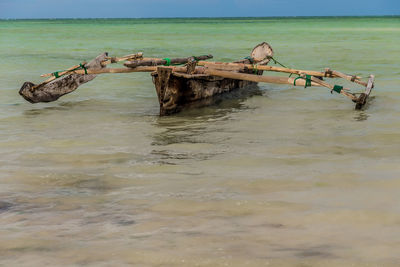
[{"x1": 355, "y1": 75, "x2": 375, "y2": 110}]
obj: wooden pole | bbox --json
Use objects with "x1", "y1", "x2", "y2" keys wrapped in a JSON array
[
  {"x1": 304, "y1": 74, "x2": 357, "y2": 101},
  {"x1": 40, "y1": 52, "x2": 144, "y2": 78},
  {"x1": 329, "y1": 69, "x2": 367, "y2": 87},
  {"x1": 40, "y1": 62, "x2": 87, "y2": 78},
  {"x1": 69, "y1": 66, "x2": 203, "y2": 75},
  {"x1": 355, "y1": 75, "x2": 375, "y2": 109},
  {"x1": 198, "y1": 61, "x2": 364, "y2": 81},
  {"x1": 101, "y1": 52, "x2": 143, "y2": 66},
  {"x1": 204, "y1": 69, "x2": 322, "y2": 87},
  {"x1": 33, "y1": 62, "x2": 88, "y2": 90},
  {"x1": 124, "y1": 55, "x2": 213, "y2": 68}
]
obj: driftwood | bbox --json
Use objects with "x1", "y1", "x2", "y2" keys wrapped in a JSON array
[
  {"x1": 124, "y1": 55, "x2": 213, "y2": 68},
  {"x1": 19, "y1": 53, "x2": 108, "y2": 103}
]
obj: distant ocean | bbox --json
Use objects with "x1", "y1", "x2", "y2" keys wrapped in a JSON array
[{"x1": 1, "y1": 17, "x2": 400, "y2": 266}]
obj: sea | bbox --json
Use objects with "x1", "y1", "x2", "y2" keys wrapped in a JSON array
[{"x1": 0, "y1": 17, "x2": 400, "y2": 266}]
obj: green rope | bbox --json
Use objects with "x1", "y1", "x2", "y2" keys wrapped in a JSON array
[
  {"x1": 163, "y1": 58, "x2": 171, "y2": 66},
  {"x1": 52, "y1": 63, "x2": 87, "y2": 78},
  {"x1": 244, "y1": 56, "x2": 255, "y2": 64},
  {"x1": 192, "y1": 56, "x2": 199, "y2": 62},
  {"x1": 332, "y1": 85, "x2": 343, "y2": 94},
  {"x1": 293, "y1": 75, "x2": 312, "y2": 88},
  {"x1": 79, "y1": 63, "x2": 87, "y2": 74},
  {"x1": 253, "y1": 64, "x2": 258, "y2": 74},
  {"x1": 267, "y1": 56, "x2": 289, "y2": 69},
  {"x1": 305, "y1": 75, "x2": 312, "y2": 88}
]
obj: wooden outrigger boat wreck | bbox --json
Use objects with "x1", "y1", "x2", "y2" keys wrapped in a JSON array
[{"x1": 19, "y1": 42, "x2": 375, "y2": 115}]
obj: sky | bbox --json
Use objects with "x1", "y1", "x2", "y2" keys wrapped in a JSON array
[{"x1": 0, "y1": 0, "x2": 399, "y2": 19}]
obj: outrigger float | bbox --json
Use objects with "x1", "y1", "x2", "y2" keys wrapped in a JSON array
[{"x1": 19, "y1": 42, "x2": 375, "y2": 115}]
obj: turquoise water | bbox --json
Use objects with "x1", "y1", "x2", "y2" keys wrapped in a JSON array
[{"x1": 1, "y1": 17, "x2": 400, "y2": 266}]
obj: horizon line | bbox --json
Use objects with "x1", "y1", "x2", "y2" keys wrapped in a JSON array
[{"x1": 1, "y1": 15, "x2": 399, "y2": 20}]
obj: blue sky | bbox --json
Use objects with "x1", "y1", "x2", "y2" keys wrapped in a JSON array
[{"x1": 0, "y1": 0, "x2": 399, "y2": 19}]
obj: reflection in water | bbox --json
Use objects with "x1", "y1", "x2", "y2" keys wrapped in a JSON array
[
  {"x1": 354, "y1": 111, "x2": 369, "y2": 121},
  {"x1": 152, "y1": 85, "x2": 262, "y2": 146},
  {"x1": 149, "y1": 86, "x2": 262, "y2": 164}
]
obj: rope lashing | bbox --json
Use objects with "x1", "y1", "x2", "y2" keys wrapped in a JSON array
[
  {"x1": 52, "y1": 63, "x2": 87, "y2": 78},
  {"x1": 305, "y1": 75, "x2": 312, "y2": 87},
  {"x1": 331, "y1": 85, "x2": 343, "y2": 94},
  {"x1": 253, "y1": 64, "x2": 258, "y2": 74},
  {"x1": 244, "y1": 56, "x2": 255, "y2": 64},
  {"x1": 163, "y1": 58, "x2": 171, "y2": 66},
  {"x1": 79, "y1": 63, "x2": 87, "y2": 75},
  {"x1": 266, "y1": 56, "x2": 289, "y2": 69},
  {"x1": 293, "y1": 75, "x2": 312, "y2": 88}
]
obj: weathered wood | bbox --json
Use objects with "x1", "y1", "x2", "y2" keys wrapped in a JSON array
[
  {"x1": 304, "y1": 75, "x2": 357, "y2": 101},
  {"x1": 186, "y1": 58, "x2": 197, "y2": 74},
  {"x1": 234, "y1": 42, "x2": 274, "y2": 65},
  {"x1": 101, "y1": 52, "x2": 143, "y2": 66},
  {"x1": 205, "y1": 69, "x2": 321, "y2": 87},
  {"x1": 329, "y1": 69, "x2": 367, "y2": 87},
  {"x1": 199, "y1": 61, "x2": 348, "y2": 78},
  {"x1": 40, "y1": 62, "x2": 87, "y2": 78},
  {"x1": 68, "y1": 66, "x2": 206, "y2": 75},
  {"x1": 34, "y1": 62, "x2": 88, "y2": 89},
  {"x1": 152, "y1": 68, "x2": 260, "y2": 115},
  {"x1": 124, "y1": 55, "x2": 213, "y2": 68},
  {"x1": 251, "y1": 42, "x2": 274, "y2": 63},
  {"x1": 355, "y1": 75, "x2": 375, "y2": 110},
  {"x1": 40, "y1": 52, "x2": 143, "y2": 78},
  {"x1": 19, "y1": 53, "x2": 108, "y2": 103}
]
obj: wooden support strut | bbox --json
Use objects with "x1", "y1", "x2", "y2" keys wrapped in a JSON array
[
  {"x1": 33, "y1": 62, "x2": 87, "y2": 89},
  {"x1": 301, "y1": 74, "x2": 357, "y2": 101},
  {"x1": 193, "y1": 61, "x2": 363, "y2": 81},
  {"x1": 204, "y1": 69, "x2": 321, "y2": 87},
  {"x1": 328, "y1": 69, "x2": 368, "y2": 87},
  {"x1": 124, "y1": 55, "x2": 213, "y2": 68},
  {"x1": 40, "y1": 52, "x2": 144, "y2": 78},
  {"x1": 355, "y1": 75, "x2": 375, "y2": 110}
]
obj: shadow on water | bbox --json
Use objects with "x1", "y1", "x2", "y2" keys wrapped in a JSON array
[
  {"x1": 274, "y1": 244, "x2": 336, "y2": 259},
  {"x1": 353, "y1": 96, "x2": 376, "y2": 121},
  {"x1": 354, "y1": 111, "x2": 369, "y2": 121},
  {"x1": 0, "y1": 201, "x2": 13, "y2": 213},
  {"x1": 147, "y1": 85, "x2": 262, "y2": 164},
  {"x1": 23, "y1": 105, "x2": 70, "y2": 117},
  {"x1": 151, "y1": 85, "x2": 262, "y2": 146},
  {"x1": 22, "y1": 99, "x2": 115, "y2": 117}
]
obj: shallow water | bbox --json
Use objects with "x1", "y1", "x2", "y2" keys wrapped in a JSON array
[{"x1": 1, "y1": 17, "x2": 400, "y2": 266}]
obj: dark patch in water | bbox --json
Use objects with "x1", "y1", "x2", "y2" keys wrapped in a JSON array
[
  {"x1": 116, "y1": 219, "x2": 136, "y2": 226},
  {"x1": 151, "y1": 85, "x2": 261, "y2": 146},
  {"x1": 267, "y1": 223, "x2": 284, "y2": 228},
  {"x1": 0, "y1": 201, "x2": 13, "y2": 212},
  {"x1": 354, "y1": 111, "x2": 369, "y2": 121},
  {"x1": 275, "y1": 244, "x2": 335, "y2": 259},
  {"x1": 296, "y1": 250, "x2": 333, "y2": 258},
  {"x1": 151, "y1": 149, "x2": 216, "y2": 161}
]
